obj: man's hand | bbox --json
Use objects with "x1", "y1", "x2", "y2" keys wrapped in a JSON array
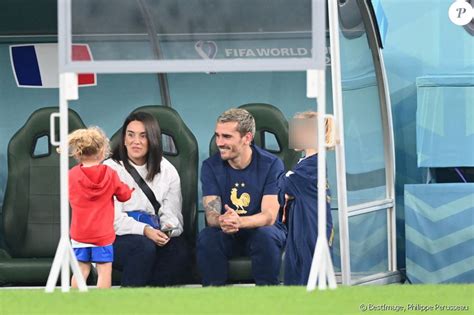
[
  {"x1": 219, "y1": 205, "x2": 241, "y2": 234},
  {"x1": 144, "y1": 225, "x2": 170, "y2": 247}
]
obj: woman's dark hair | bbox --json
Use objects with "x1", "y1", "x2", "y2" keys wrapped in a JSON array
[{"x1": 111, "y1": 111, "x2": 163, "y2": 181}]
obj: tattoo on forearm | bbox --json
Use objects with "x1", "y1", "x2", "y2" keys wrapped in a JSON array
[{"x1": 205, "y1": 197, "x2": 222, "y2": 215}]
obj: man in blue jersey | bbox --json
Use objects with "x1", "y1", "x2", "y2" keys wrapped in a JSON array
[{"x1": 197, "y1": 108, "x2": 287, "y2": 286}]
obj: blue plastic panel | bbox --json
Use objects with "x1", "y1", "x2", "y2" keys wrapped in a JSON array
[
  {"x1": 331, "y1": 209, "x2": 388, "y2": 275},
  {"x1": 349, "y1": 210, "x2": 388, "y2": 275},
  {"x1": 405, "y1": 183, "x2": 474, "y2": 283},
  {"x1": 340, "y1": 30, "x2": 387, "y2": 206},
  {"x1": 416, "y1": 75, "x2": 474, "y2": 167}
]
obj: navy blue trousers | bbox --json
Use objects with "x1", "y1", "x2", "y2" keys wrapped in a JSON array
[
  {"x1": 113, "y1": 234, "x2": 191, "y2": 287},
  {"x1": 196, "y1": 225, "x2": 286, "y2": 286}
]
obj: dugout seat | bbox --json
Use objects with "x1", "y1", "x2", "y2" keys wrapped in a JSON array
[
  {"x1": 208, "y1": 103, "x2": 297, "y2": 283},
  {"x1": 0, "y1": 107, "x2": 86, "y2": 285}
]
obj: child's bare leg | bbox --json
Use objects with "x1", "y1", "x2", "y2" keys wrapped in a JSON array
[
  {"x1": 71, "y1": 262, "x2": 91, "y2": 289},
  {"x1": 96, "y1": 262, "x2": 112, "y2": 289}
]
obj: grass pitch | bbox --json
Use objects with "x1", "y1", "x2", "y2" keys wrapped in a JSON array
[{"x1": 0, "y1": 284, "x2": 472, "y2": 315}]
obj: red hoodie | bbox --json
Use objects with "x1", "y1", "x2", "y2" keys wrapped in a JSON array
[{"x1": 69, "y1": 164, "x2": 133, "y2": 246}]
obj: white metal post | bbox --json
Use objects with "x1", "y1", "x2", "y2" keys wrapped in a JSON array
[
  {"x1": 45, "y1": 73, "x2": 87, "y2": 293},
  {"x1": 379, "y1": 52, "x2": 397, "y2": 273},
  {"x1": 306, "y1": 68, "x2": 337, "y2": 291},
  {"x1": 327, "y1": 0, "x2": 352, "y2": 285}
]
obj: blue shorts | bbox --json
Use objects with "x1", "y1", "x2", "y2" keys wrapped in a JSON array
[{"x1": 73, "y1": 245, "x2": 114, "y2": 263}]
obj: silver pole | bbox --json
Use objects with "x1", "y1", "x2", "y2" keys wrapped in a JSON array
[
  {"x1": 316, "y1": 67, "x2": 329, "y2": 289},
  {"x1": 46, "y1": 0, "x2": 88, "y2": 293},
  {"x1": 59, "y1": 77, "x2": 70, "y2": 292},
  {"x1": 306, "y1": 0, "x2": 338, "y2": 292},
  {"x1": 327, "y1": 0, "x2": 351, "y2": 286},
  {"x1": 45, "y1": 73, "x2": 88, "y2": 293},
  {"x1": 136, "y1": 0, "x2": 172, "y2": 108},
  {"x1": 379, "y1": 52, "x2": 397, "y2": 272}
]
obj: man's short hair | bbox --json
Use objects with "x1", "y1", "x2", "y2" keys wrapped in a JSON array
[{"x1": 217, "y1": 108, "x2": 256, "y2": 137}]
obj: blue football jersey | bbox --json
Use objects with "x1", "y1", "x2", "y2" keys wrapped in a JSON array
[{"x1": 201, "y1": 145, "x2": 284, "y2": 216}]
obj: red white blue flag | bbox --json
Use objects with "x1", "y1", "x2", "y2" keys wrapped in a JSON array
[{"x1": 10, "y1": 43, "x2": 96, "y2": 88}]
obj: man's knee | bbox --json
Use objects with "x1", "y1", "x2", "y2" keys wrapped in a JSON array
[
  {"x1": 197, "y1": 227, "x2": 222, "y2": 251},
  {"x1": 247, "y1": 226, "x2": 286, "y2": 285},
  {"x1": 196, "y1": 227, "x2": 230, "y2": 286},
  {"x1": 249, "y1": 226, "x2": 285, "y2": 251},
  {"x1": 197, "y1": 227, "x2": 232, "y2": 268}
]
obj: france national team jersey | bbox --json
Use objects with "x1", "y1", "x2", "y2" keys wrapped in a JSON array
[
  {"x1": 201, "y1": 145, "x2": 284, "y2": 217},
  {"x1": 277, "y1": 153, "x2": 333, "y2": 285}
]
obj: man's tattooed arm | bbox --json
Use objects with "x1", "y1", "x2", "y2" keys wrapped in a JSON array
[{"x1": 203, "y1": 196, "x2": 222, "y2": 227}]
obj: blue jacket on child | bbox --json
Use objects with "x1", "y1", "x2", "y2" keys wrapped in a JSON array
[{"x1": 278, "y1": 154, "x2": 333, "y2": 285}]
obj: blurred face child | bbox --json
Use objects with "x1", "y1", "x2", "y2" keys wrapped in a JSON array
[
  {"x1": 289, "y1": 111, "x2": 334, "y2": 157},
  {"x1": 290, "y1": 112, "x2": 318, "y2": 157}
]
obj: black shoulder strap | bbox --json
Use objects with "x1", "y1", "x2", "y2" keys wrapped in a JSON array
[{"x1": 123, "y1": 162, "x2": 161, "y2": 215}]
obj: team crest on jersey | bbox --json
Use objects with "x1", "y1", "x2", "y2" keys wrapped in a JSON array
[{"x1": 230, "y1": 182, "x2": 250, "y2": 215}]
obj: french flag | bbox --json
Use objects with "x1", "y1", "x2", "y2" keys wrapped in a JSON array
[{"x1": 10, "y1": 44, "x2": 96, "y2": 88}]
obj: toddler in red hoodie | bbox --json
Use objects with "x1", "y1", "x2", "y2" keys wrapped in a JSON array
[{"x1": 68, "y1": 127, "x2": 133, "y2": 289}]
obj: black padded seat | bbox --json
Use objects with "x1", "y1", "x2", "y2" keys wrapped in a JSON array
[{"x1": 0, "y1": 107, "x2": 85, "y2": 285}]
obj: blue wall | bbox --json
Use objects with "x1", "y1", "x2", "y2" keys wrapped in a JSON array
[{"x1": 375, "y1": 0, "x2": 474, "y2": 267}]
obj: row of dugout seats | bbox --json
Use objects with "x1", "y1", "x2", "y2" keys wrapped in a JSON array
[{"x1": 0, "y1": 103, "x2": 300, "y2": 286}]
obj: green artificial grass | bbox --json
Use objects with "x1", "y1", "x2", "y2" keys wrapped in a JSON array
[{"x1": 0, "y1": 285, "x2": 472, "y2": 315}]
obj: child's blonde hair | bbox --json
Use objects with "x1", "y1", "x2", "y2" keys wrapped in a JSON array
[
  {"x1": 293, "y1": 111, "x2": 335, "y2": 150},
  {"x1": 67, "y1": 127, "x2": 110, "y2": 161}
]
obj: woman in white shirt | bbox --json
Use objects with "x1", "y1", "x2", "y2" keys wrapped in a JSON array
[{"x1": 104, "y1": 111, "x2": 190, "y2": 286}]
